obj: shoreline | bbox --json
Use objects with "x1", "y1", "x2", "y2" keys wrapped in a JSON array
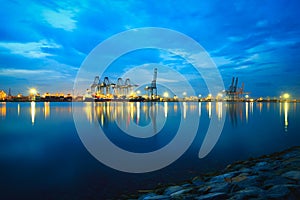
[{"x1": 124, "y1": 146, "x2": 300, "y2": 199}]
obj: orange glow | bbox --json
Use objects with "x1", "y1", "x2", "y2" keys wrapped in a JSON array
[{"x1": 0, "y1": 102, "x2": 6, "y2": 117}]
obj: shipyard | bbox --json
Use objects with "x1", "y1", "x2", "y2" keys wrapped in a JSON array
[{"x1": 0, "y1": 68, "x2": 298, "y2": 103}]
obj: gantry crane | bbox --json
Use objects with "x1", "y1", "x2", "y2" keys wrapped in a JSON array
[
  {"x1": 145, "y1": 68, "x2": 157, "y2": 100},
  {"x1": 225, "y1": 77, "x2": 249, "y2": 100}
]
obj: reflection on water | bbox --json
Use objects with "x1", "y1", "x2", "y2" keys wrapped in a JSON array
[
  {"x1": 0, "y1": 101, "x2": 299, "y2": 199},
  {"x1": 284, "y1": 102, "x2": 289, "y2": 132},
  {"x1": 17, "y1": 104, "x2": 20, "y2": 116},
  {"x1": 44, "y1": 102, "x2": 50, "y2": 119},
  {"x1": 3, "y1": 101, "x2": 295, "y2": 134},
  {"x1": 31, "y1": 101, "x2": 35, "y2": 125},
  {"x1": 0, "y1": 102, "x2": 6, "y2": 118}
]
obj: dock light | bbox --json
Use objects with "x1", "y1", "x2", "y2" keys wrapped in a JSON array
[
  {"x1": 163, "y1": 92, "x2": 169, "y2": 98},
  {"x1": 29, "y1": 88, "x2": 37, "y2": 95},
  {"x1": 136, "y1": 90, "x2": 141, "y2": 95},
  {"x1": 245, "y1": 94, "x2": 249, "y2": 99},
  {"x1": 182, "y1": 92, "x2": 187, "y2": 96},
  {"x1": 217, "y1": 93, "x2": 223, "y2": 98},
  {"x1": 283, "y1": 93, "x2": 290, "y2": 99}
]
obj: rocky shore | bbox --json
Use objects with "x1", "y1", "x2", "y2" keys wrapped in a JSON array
[{"x1": 124, "y1": 146, "x2": 300, "y2": 199}]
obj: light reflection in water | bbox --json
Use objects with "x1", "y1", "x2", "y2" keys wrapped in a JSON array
[
  {"x1": 164, "y1": 102, "x2": 168, "y2": 118},
  {"x1": 44, "y1": 102, "x2": 50, "y2": 119},
  {"x1": 17, "y1": 103, "x2": 20, "y2": 116},
  {"x1": 183, "y1": 102, "x2": 187, "y2": 119},
  {"x1": 250, "y1": 102, "x2": 253, "y2": 115},
  {"x1": 258, "y1": 102, "x2": 263, "y2": 113},
  {"x1": 136, "y1": 102, "x2": 140, "y2": 124},
  {"x1": 31, "y1": 101, "x2": 35, "y2": 125},
  {"x1": 245, "y1": 102, "x2": 249, "y2": 123},
  {"x1": 198, "y1": 102, "x2": 201, "y2": 117},
  {"x1": 174, "y1": 103, "x2": 178, "y2": 113},
  {"x1": 84, "y1": 102, "x2": 93, "y2": 124},
  {"x1": 284, "y1": 102, "x2": 289, "y2": 132},
  {"x1": 0, "y1": 102, "x2": 6, "y2": 118},
  {"x1": 216, "y1": 102, "x2": 222, "y2": 120},
  {"x1": 59, "y1": 101, "x2": 295, "y2": 134},
  {"x1": 207, "y1": 102, "x2": 212, "y2": 119}
]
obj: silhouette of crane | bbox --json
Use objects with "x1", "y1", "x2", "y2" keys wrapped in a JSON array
[
  {"x1": 145, "y1": 68, "x2": 157, "y2": 100},
  {"x1": 225, "y1": 77, "x2": 249, "y2": 101}
]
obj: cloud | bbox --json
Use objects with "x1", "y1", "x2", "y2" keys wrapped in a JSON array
[
  {"x1": 0, "y1": 68, "x2": 53, "y2": 76},
  {"x1": 42, "y1": 8, "x2": 77, "y2": 31},
  {"x1": 0, "y1": 40, "x2": 61, "y2": 58}
]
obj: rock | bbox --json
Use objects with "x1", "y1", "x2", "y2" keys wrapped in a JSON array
[
  {"x1": 181, "y1": 183, "x2": 191, "y2": 187},
  {"x1": 239, "y1": 168, "x2": 251, "y2": 174},
  {"x1": 192, "y1": 177, "x2": 205, "y2": 186},
  {"x1": 252, "y1": 161, "x2": 270, "y2": 172},
  {"x1": 138, "y1": 193, "x2": 156, "y2": 200},
  {"x1": 282, "y1": 171, "x2": 300, "y2": 181},
  {"x1": 209, "y1": 172, "x2": 237, "y2": 184},
  {"x1": 236, "y1": 186, "x2": 265, "y2": 198},
  {"x1": 198, "y1": 185, "x2": 211, "y2": 194},
  {"x1": 164, "y1": 185, "x2": 183, "y2": 195},
  {"x1": 231, "y1": 174, "x2": 248, "y2": 183},
  {"x1": 142, "y1": 195, "x2": 170, "y2": 200},
  {"x1": 170, "y1": 188, "x2": 192, "y2": 197},
  {"x1": 264, "y1": 176, "x2": 294, "y2": 188},
  {"x1": 209, "y1": 182, "x2": 230, "y2": 193},
  {"x1": 266, "y1": 184, "x2": 290, "y2": 198},
  {"x1": 196, "y1": 192, "x2": 227, "y2": 200},
  {"x1": 235, "y1": 175, "x2": 259, "y2": 189}
]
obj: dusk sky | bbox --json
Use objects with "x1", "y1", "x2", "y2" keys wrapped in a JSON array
[{"x1": 0, "y1": 0, "x2": 300, "y2": 98}]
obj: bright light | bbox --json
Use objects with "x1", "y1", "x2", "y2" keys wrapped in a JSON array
[
  {"x1": 245, "y1": 95, "x2": 249, "y2": 98},
  {"x1": 136, "y1": 90, "x2": 141, "y2": 95},
  {"x1": 29, "y1": 88, "x2": 37, "y2": 95},
  {"x1": 208, "y1": 94, "x2": 212, "y2": 97},
  {"x1": 283, "y1": 93, "x2": 290, "y2": 99},
  {"x1": 217, "y1": 93, "x2": 223, "y2": 98},
  {"x1": 182, "y1": 92, "x2": 187, "y2": 96},
  {"x1": 163, "y1": 92, "x2": 169, "y2": 98}
]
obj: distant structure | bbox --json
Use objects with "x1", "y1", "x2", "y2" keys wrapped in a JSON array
[
  {"x1": 145, "y1": 68, "x2": 158, "y2": 100},
  {"x1": 90, "y1": 76, "x2": 138, "y2": 99},
  {"x1": 225, "y1": 77, "x2": 248, "y2": 100},
  {"x1": 0, "y1": 90, "x2": 7, "y2": 101}
]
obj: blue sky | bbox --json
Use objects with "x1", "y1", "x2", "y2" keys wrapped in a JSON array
[{"x1": 0, "y1": 0, "x2": 300, "y2": 98}]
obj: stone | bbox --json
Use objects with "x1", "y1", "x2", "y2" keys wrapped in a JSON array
[
  {"x1": 138, "y1": 193, "x2": 156, "y2": 200},
  {"x1": 170, "y1": 188, "x2": 192, "y2": 197},
  {"x1": 209, "y1": 182, "x2": 230, "y2": 193},
  {"x1": 282, "y1": 171, "x2": 300, "y2": 181},
  {"x1": 235, "y1": 175, "x2": 259, "y2": 189},
  {"x1": 198, "y1": 185, "x2": 211, "y2": 194},
  {"x1": 266, "y1": 184, "x2": 290, "y2": 198},
  {"x1": 239, "y1": 168, "x2": 251, "y2": 174},
  {"x1": 209, "y1": 172, "x2": 237, "y2": 184},
  {"x1": 231, "y1": 174, "x2": 248, "y2": 183},
  {"x1": 236, "y1": 186, "x2": 264, "y2": 198},
  {"x1": 264, "y1": 176, "x2": 293, "y2": 188},
  {"x1": 164, "y1": 185, "x2": 183, "y2": 195},
  {"x1": 252, "y1": 161, "x2": 270, "y2": 172},
  {"x1": 142, "y1": 195, "x2": 170, "y2": 200},
  {"x1": 196, "y1": 192, "x2": 227, "y2": 200}
]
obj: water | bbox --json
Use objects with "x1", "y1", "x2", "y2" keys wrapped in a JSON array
[{"x1": 0, "y1": 101, "x2": 299, "y2": 199}]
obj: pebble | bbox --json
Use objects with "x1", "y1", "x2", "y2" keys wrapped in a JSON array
[
  {"x1": 163, "y1": 185, "x2": 183, "y2": 195},
  {"x1": 282, "y1": 170, "x2": 300, "y2": 180},
  {"x1": 196, "y1": 192, "x2": 227, "y2": 200},
  {"x1": 130, "y1": 146, "x2": 300, "y2": 199}
]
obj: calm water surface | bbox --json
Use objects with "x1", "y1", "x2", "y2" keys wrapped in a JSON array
[{"x1": 0, "y1": 101, "x2": 299, "y2": 199}]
